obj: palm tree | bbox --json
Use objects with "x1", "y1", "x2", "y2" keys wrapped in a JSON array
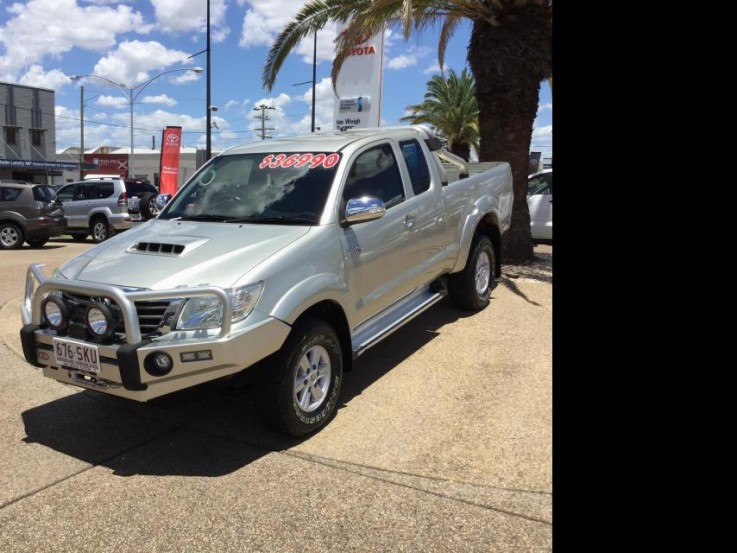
[
  {"x1": 400, "y1": 68, "x2": 479, "y2": 162},
  {"x1": 263, "y1": 0, "x2": 552, "y2": 263}
]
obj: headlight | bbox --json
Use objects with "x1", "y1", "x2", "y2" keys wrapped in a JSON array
[{"x1": 174, "y1": 282, "x2": 263, "y2": 330}]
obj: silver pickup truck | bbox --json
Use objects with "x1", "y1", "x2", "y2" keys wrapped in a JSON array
[{"x1": 20, "y1": 126, "x2": 512, "y2": 436}]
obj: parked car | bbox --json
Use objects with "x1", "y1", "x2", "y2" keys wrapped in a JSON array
[
  {"x1": 54, "y1": 179, "x2": 136, "y2": 243},
  {"x1": 527, "y1": 169, "x2": 552, "y2": 242},
  {"x1": 0, "y1": 181, "x2": 66, "y2": 249}
]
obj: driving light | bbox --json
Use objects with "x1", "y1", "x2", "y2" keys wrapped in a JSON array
[
  {"x1": 42, "y1": 297, "x2": 69, "y2": 331},
  {"x1": 85, "y1": 302, "x2": 116, "y2": 339}
]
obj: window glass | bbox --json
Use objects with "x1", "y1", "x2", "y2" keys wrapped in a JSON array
[
  {"x1": 343, "y1": 143, "x2": 405, "y2": 208},
  {"x1": 1, "y1": 187, "x2": 22, "y2": 202},
  {"x1": 528, "y1": 173, "x2": 552, "y2": 196},
  {"x1": 399, "y1": 139, "x2": 431, "y2": 195},
  {"x1": 56, "y1": 184, "x2": 77, "y2": 202},
  {"x1": 97, "y1": 182, "x2": 114, "y2": 198},
  {"x1": 4, "y1": 127, "x2": 18, "y2": 145}
]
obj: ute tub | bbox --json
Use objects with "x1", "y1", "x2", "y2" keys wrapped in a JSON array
[{"x1": 20, "y1": 264, "x2": 291, "y2": 401}]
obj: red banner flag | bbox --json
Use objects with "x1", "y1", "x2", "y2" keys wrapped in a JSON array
[{"x1": 159, "y1": 126, "x2": 183, "y2": 195}]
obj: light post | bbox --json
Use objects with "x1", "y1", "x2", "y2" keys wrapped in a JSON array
[{"x1": 70, "y1": 66, "x2": 202, "y2": 179}]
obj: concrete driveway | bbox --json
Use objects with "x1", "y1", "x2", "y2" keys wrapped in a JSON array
[{"x1": 0, "y1": 237, "x2": 552, "y2": 552}]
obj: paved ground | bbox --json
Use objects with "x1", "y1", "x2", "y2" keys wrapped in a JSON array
[{"x1": 0, "y1": 237, "x2": 552, "y2": 552}]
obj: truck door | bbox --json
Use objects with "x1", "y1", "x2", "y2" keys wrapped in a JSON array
[
  {"x1": 396, "y1": 138, "x2": 447, "y2": 286},
  {"x1": 339, "y1": 142, "x2": 419, "y2": 324}
]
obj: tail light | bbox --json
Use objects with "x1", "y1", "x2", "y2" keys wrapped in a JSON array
[{"x1": 118, "y1": 191, "x2": 128, "y2": 207}]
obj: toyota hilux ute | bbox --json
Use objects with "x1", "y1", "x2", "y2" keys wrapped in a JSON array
[{"x1": 20, "y1": 126, "x2": 513, "y2": 436}]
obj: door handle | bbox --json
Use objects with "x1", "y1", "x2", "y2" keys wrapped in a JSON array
[{"x1": 404, "y1": 215, "x2": 417, "y2": 229}]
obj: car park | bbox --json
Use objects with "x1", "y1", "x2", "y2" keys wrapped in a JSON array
[
  {"x1": 53, "y1": 179, "x2": 136, "y2": 243},
  {"x1": 527, "y1": 169, "x2": 552, "y2": 242},
  {"x1": 0, "y1": 181, "x2": 66, "y2": 249}
]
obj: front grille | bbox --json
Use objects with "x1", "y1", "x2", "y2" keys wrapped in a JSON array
[{"x1": 59, "y1": 292, "x2": 171, "y2": 338}]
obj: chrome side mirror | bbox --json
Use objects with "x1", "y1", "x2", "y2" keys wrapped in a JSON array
[{"x1": 343, "y1": 196, "x2": 386, "y2": 225}]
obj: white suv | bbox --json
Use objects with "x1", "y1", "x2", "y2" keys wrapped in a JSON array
[{"x1": 54, "y1": 179, "x2": 137, "y2": 242}]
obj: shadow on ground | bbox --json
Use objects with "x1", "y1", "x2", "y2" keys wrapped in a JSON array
[{"x1": 20, "y1": 299, "x2": 475, "y2": 478}]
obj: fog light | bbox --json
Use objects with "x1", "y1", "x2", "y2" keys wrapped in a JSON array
[
  {"x1": 42, "y1": 297, "x2": 69, "y2": 331},
  {"x1": 145, "y1": 351, "x2": 174, "y2": 376},
  {"x1": 85, "y1": 302, "x2": 116, "y2": 339}
]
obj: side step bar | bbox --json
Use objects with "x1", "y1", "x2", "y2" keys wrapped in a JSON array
[{"x1": 351, "y1": 283, "x2": 447, "y2": 359}]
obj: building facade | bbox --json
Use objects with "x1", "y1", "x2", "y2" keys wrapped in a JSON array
[{"x1": 1, "y1": 81, "x2": 76, "y2": 182}]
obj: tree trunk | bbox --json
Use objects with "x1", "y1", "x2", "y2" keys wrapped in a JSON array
[
  {"x1": 451, "y1": 143, "x2": 471, "y2": 162},
  {"x1": 468, "y1": 6, "x2": 552, "y2": 264}
]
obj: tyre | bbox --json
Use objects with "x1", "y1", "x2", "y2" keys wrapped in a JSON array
[
  {"x1": 258, "y1": 317, "x2": 343, "y2": 437},
  {"x1": 26, "y1": 237, "x2": 49, "y2": 248},
  {"x1": 0, "y1": 222, "x2": 24, "y2": 250},
  {"x1": 70, "y1": 233, "x2": 88, "y2": 242},
  {"x1": 141, "y1": 192, "x2": 157, "y2": 220},
  {"x1": 448, "y1": 234, "x2": 495, "y2": 311},
  {"x1": 90, "y1": 217, "x2": 111, "y2": 243}
]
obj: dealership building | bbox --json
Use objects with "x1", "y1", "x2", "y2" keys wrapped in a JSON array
[{"x1": 2, "y1": 80, "x2": 213, "y2": 188}]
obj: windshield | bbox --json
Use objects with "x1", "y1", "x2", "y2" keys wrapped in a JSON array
[{"x1": 159, "y1": 152, "x2": 341, "y2": 225}]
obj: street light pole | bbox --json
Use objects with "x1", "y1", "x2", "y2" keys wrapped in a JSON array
[
  {"x1": 79, "y1": 85, "x2": 84, "y2": 179},
  {"x1": 206, "y1": 0, "x2": 212, "y2": 160},
  {"x1": 70, "y1": 66, "x2": 203, "y2": 179}
]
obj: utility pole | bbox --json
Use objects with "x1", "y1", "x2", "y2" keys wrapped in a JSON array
[{"x1": 253, "y1": 104, "x2": 275, "y2": 140}]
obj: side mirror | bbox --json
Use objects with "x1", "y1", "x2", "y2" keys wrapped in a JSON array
[
  {"x1": 155, "y1": 193, "x2": 172, "y2": 209},
  {"x1": 343, "y1": 196, "x2": 386, "y2": 225}
]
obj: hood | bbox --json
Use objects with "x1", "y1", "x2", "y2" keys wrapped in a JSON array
[{"x1": 60, "y1": 219, "x2": 311, "y2": 290}]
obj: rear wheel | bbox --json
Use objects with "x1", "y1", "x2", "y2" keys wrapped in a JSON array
[
  {"x1": 90, "y1": 217, "x2": 111, "y2": 243},
  {"x1": 448, "y1": 235, "x2": 495, "y2": 311},
  {"x1": 0, "y1": 223, "x2": 23, "y2": 250},
  {"x1": 258, "y1": 317, "x2": 343, "y2": 437}
]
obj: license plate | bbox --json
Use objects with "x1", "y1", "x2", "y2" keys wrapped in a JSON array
[{"x1": 52, "y1": 338, "x2": 101, "y2": 374}]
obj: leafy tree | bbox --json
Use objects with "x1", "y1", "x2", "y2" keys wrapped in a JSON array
[
  {"x1": 401, "y1": 68, "x2": 479, "y2": 162},
  {"x1": 263, "y1": 0, "x2": 552, "y2": 263}
]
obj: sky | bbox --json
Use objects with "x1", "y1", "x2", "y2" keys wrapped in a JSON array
[{"x1": 0, "y1": 0, "x2": 552, "y2": 160}]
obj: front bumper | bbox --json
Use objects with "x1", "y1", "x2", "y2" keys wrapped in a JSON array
[{"x1": 20, "y1": 264, "x2": 290, "y2": 401}]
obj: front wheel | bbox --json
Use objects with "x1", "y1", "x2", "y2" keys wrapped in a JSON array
[
  {"x1": 448, "y1": 235, "x2": 496, "y2": 311},
  {"x1": 258, "y1": 318, "x2": 343, "y2": 437},
  {"x1": 0, "y1": 223, "x2": 23, "y2": 249}
]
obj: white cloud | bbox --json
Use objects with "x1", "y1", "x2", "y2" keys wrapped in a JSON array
[
  {"x1": 537, "y1": 103, "x2": 553, "y2": 112},
  {"x1": 423, "y1": 63, "x2": 441, "y2": 75},
  {"x1": 141, "y1": 94, "x2": 177, "y2": 107},
  {"x1": 0, "y1": 0, "x2": 151, "y2": 80},
  {"x1": 17, "y1": 65, "x2": 71, "y2": 89},
  {"x1": 150, "y1": 0, "x2": 229, "y2": 42},
  {"x1": 386, "y1": 55, "x2": 417, "y2": 70},
  {"x1": 90, "y1": 40, "x2": 197, "y2": 86},
  {"x1": 532, "y1": 125, "x2": 553, "y2": 144},
  {"x1": 96, "y1": 95, "x2": 129, "y2": 108},
  {"x1": 238, "y1": 1, "x2": 338, "y2": 65},
  {"x1": 385, "y1": 46, "x2": 430, "y2": 71}
]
